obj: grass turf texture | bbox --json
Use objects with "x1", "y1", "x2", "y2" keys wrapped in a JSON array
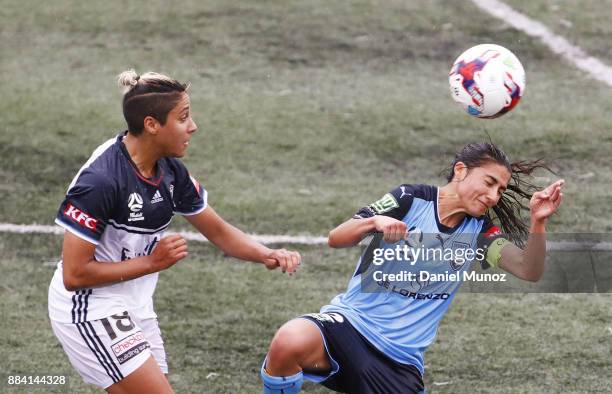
[
  {"x1": 505, "y1": 0, "x2": 612, "y2": 62},
  {"x1": 1, "y1": 0, "x2": 611, "y2": 392},
  {"x1": 0, "y1": 234, "x2": 610, "y2": 393},
  {"x1": 2, "y1": 0, "x2": 612, "y2": 232}
]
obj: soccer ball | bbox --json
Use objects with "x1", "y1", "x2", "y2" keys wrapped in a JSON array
[{"x1": 449, "y1": 44, "x2": 525, "y2": 118}]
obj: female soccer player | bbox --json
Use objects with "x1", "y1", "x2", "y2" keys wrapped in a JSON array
[
  {"x1": 261, "y1": 142, "x2": 564, "y2": 393},
  {"x1": 48, "y1": 70, "x2": 301, "y2": 393}
]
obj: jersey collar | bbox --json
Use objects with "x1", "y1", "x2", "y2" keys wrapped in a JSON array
[{"x1": 117, "y1": 131, "x2": 164, "y2": 187}]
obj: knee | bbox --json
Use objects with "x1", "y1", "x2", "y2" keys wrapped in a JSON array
[
  {"x1": 267, "y1": 323, "x2": 303, "y2": 366},
  {"x1": 267, "y1": 318, "x2": 322, "y2": 374}
]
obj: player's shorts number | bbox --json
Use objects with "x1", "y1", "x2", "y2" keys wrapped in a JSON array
[{"x1": 100, "y1": 311, "x2": 135, "y2": 340}]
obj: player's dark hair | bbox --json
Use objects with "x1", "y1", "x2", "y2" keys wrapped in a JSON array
[
  {"x1": 444, "y1": 142, "x2": 550, "y2": 247},
  {"x1": 118, "y1": 70, "x2": 189, "y2": 135}
]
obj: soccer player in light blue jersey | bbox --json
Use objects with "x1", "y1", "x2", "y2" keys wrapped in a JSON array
[{"x1": 261, "y1": 142, "x2": 564, "y2": 394}]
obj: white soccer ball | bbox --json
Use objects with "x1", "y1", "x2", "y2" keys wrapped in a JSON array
[{"x1": 449, "y1": 44, "x2": 526, "y2": 118}]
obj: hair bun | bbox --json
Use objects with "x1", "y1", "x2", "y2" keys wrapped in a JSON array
[{"x1": 117, "y1": 69, "x2": 140, "y2": 93}]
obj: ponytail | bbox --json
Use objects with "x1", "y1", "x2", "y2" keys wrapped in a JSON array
[{"x1": 444, "y1": 142, "x2": 551, "y2": 247}]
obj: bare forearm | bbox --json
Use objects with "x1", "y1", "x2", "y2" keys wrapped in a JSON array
[
  {"x1": 64, "y1": 256, "x2": 154, "y2": 290},
  {"x1": 328, "y1": 217, "x2": 377, "y2": 248},
  {"x1": 522, "y1": 219, "x2": 547, "y2": 281},
  {"x1": 208, "y1": 223, "x2": 271, "y2": 263},
  {"x1": 515, "y1": 178, "x2": 564, "y2": 282}
]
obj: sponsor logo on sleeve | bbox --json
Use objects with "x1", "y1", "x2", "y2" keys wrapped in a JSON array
[
  {"x1": 111, "y1": 331, "x2": 150, "y2": 364},
  {"x1": 63, "y1": 203, "x2": 98, "y2": 230},
  {"x1": 370, "y1": 193, "x2": 399, "y2": 214}
]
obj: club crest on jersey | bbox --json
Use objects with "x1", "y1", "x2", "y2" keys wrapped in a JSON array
[
  {"x1": 127, "y1": 192, "x2": 144, "y2": 222},
  {"x1": 63, "y1": 203, "x2": 98, "y2": 230},
  {"x1": 151, "y1": 190, "x2": 164, "y2": 204},
  {"x1": 370, "y1": 193, "x2": 399, "y2": 214},
  {"x1": 449, "y1": 240, "x2": 471, "y2": 270}
]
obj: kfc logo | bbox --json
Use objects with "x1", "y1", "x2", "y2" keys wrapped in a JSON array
[{"x1": 64, "y1": 203, "x2": 98, "y2": 230}]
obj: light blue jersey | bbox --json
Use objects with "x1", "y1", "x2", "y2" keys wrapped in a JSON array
[{"x1": 321, "y1": 184, "x2": 501, "y2": 375}]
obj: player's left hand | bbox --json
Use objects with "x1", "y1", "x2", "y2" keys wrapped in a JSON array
[
  {"x1": 262, "y1": 248, "x2": 301, "y2": 274},
  {"x1": 530, "y1": 179, "x2": 564, "y2": 222}
]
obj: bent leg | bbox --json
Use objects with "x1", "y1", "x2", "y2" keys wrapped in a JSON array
[
  {"x1": 262, "y1": 318, "x2": 332, "y2": 393},
  {"x1": 107, "y1": 356, "x2": 173, "y2": 394},
  {"x1": 266, "y1": 318, "x2": 331, "y2": 375}
]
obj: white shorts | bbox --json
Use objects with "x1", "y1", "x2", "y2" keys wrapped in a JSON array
[{"x1": 50, "y1": 310, "x2": 167, "y2": 389}]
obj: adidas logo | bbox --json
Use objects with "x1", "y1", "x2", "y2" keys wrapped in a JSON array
[{"x1": 151, "y1": 190, "x2": 164, "y2": 204}]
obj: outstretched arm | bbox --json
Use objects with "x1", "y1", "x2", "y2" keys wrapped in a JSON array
[
  {"x1": 497, "y1": 179, "x2": 564, "y2": 282},
  {"x1": 328, "y1": 216, "x2": 408, "y2": 248},
  {"x1": 184, "y1": 205, "x2": 301, "y2": 274}
]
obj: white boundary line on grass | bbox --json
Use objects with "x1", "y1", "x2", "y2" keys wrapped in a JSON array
[
  {"x1": 471, "y1": 0, "x2": 612, "y2": 88},
  {"x1": 2, "y1": 222, "x2": 612, "y2": 250},
  {"x1": 0, "y1": 223, "x2": 329, "y2": 245},
  {"x1": 4, "y1": 3, "x2": 611, "y2": 249}
]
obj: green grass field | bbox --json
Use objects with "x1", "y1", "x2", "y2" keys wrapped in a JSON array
[
  {"x1": 1, "y1": 1, "x2": 611, "y2": 393},
  {"x1": 506, "y1": 0, "x2": 612, "y2": 61}
]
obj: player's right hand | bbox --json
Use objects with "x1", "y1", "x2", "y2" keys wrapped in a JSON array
[
  {"x1": 373, "y1": 216, "x2": 408, "y2": 244},
  {"x1": 148, "y1": 234, "x2": 188, "y2": 271},
  {"x1": 262, "y1": 248, "x2": 301, "y2": 274}
]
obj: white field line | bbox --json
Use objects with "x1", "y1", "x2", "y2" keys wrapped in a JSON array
[
  {"x1": 0, "y1": 223, "x2": 328, "y2": 245},
  {"x1": 471, "y1": 0, "x2": 612, "y2": 88},
  {"x1": 1, "y1": 222, "x2": 612, "y2": 250}
]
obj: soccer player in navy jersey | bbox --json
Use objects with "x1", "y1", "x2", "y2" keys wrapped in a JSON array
[
  {"x1": 48, "y1": 70, "x2": 301, "y2": 393},
  {"x1": 261, "y1": 143, "x2": 564, "y2": 394}
]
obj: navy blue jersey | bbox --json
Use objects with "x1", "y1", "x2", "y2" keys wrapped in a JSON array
[
  {"x1": 49, "y1": 132, "x2": 206, "y2": 323},
  {"x1": 322, "y1": 184, "x2": 502, "y2": 375}
]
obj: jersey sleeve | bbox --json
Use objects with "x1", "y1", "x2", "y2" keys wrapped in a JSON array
[
  {"x1": 55, "y1": 171, "x2": 116, "y2": 245},
  {"x1": 477, "y1": 216, "x2": 511, "y2": 269},
  {"x1": 172, "y1": 160, "x2": 207, "y2": 216},
  {"x1": 353, "y1": 184, "x2": 416, "y2": 221}
]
